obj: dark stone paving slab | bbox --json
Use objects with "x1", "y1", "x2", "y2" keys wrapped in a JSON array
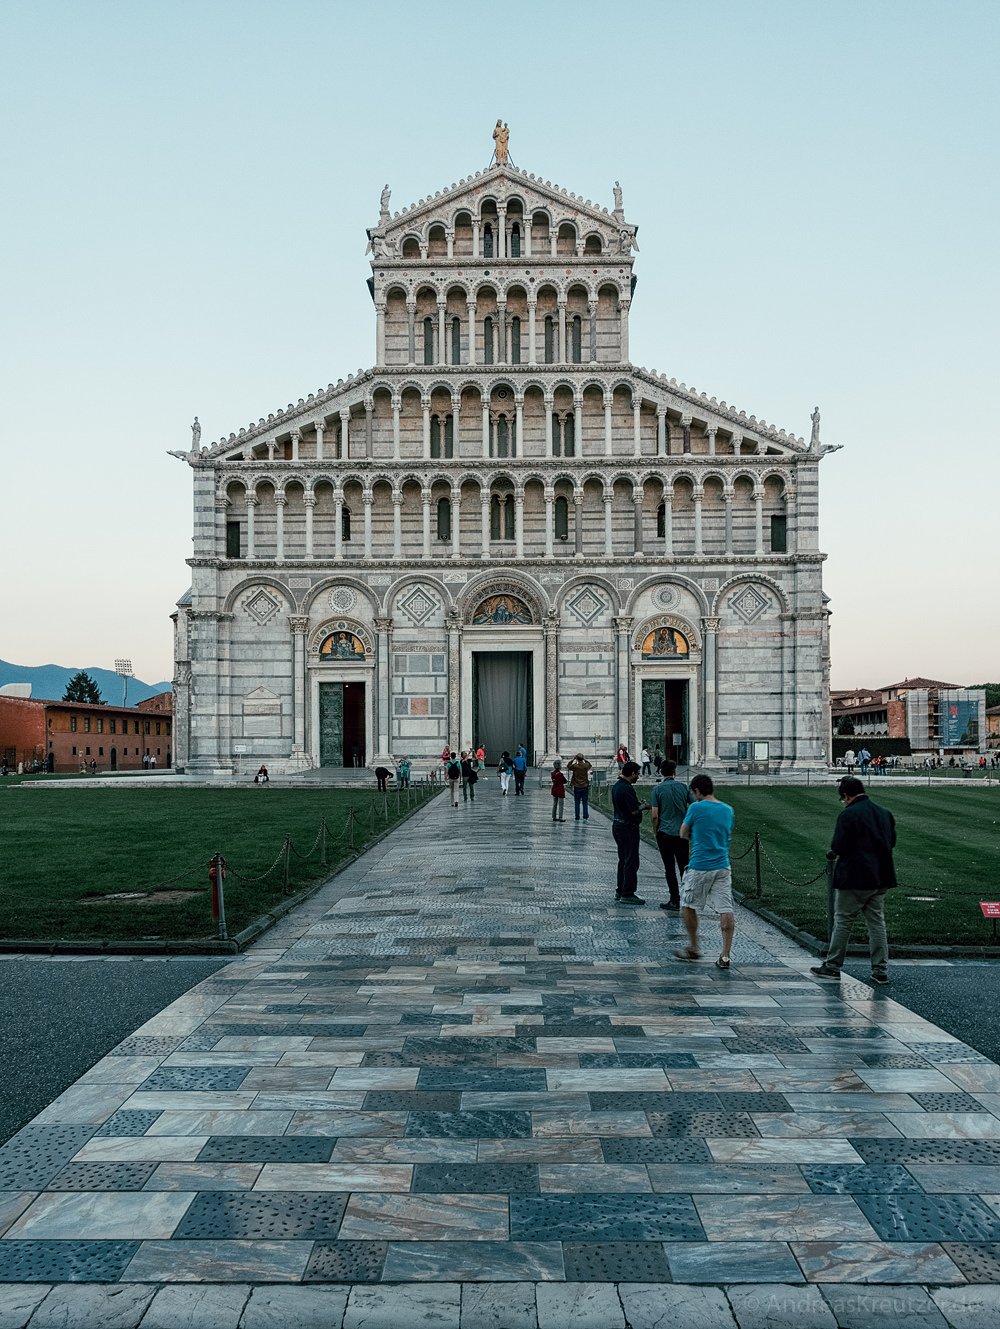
[
  {"x1": 303, "y1": 1241, "x2": 387, "y2": 1283},
  {"x1": 562, "y1": 1241, "x2": 672, "y2": 1281},
  {"x1": 198, "y1": 1136, "x2": 336, "y2": 1163},
  {"x1": 0, "y1": 1241, "x2": 140, "y2": 1281},
  {"x1": 174, "y1": 1192, "x2": 347, "y2": 1241},
  {"x1": 510, "y1": 1193, "x2": 705, "y2": 1242}
]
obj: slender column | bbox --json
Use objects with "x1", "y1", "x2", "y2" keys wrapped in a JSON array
[
  {"x1": 732, "y1": 432, "x2": 743, "y2": 456},
  {"x1": 514, "y1": 490, "x2": 524, "y2": 559},
  {"x1": 334, "y1": 491, "x2": 343, "y2": 561},
  {"x1": 364, "y1": 400, "x2": 373, "y2": 459},
  {"x1": 375, "y1": 616, "x2": 392, "y2": 762},
  {"x1": 497, "y1": 205, "x2": 507, "y2": 258},
  {"x1": 724, "y1": 490, "x2": 733, "y2": 555},
  {"x1": 663, "y1": 487, "x2": 673, "y2": 556},
  {"x1": 481, "y1": 400, "x2": 490, "y2": 458},
  {"x1": 633, "y1": 493, "x2": 644, "y2": 556},
  {"x1": 392, "y1": 490, "x2": 402, "y2": 559},
  {"x1": 450, "y1": 486, "x2": 462, "y2": 559},
  {"x1": 544, "y1": 397, "x2": 554, "y2": 457},
  {"x1": 574, "y1": 397, "x2": 583, "y2": 457},
  {"x1": 274, "y1": 494, "x2": 286, "y2": 560},
  {"x1": 375, "y1": 302, "x2": 386, "y2": 364},
  {"x1": 315, "y1": 421, "x2": 325, "y2": 462},
  {"x1": 588, "y1": 300, "x2": 598, "y2": 362},
  {"x1": 549, "y1": 229, "x2": 557, "y2": 258},
  {"x1": 614, "y1": 616, "x2": 633, "y2": 756},
  {"x1": 681, "y1": 413, "x2": 692, "y2": 455},
  {"x1": 466, "y1": 301, "x2": 476, "y2": 366},
  {"x1": 706, "y1": 426, "x2": 717, "y2": 456},
  {"x1": 702, "y1": 617, "x2": 720, "y2": 763},
  {"x1": 290, "y1": 429, "x2": 300, "y2": 463},
  {"x1": 304, "y1": 493, "x2": 315, "y2": 558},
  {"x1": 406, "y1": 300, "x2": 416, "y2": 365},
  {"x1": 446, "y1": 228, "x2": 454, "y2": 259},
  {"x1": 472, "y1": 219, "x2": 480, "y2": 258},
  {"x1": 543, "y1": 613, "x2": 559, "y2": 759},
  {"x1": 786, "y1": 485, "x2": 797, "y2": 554},
  {"x1": 497, "y1": 302, "x2": 507, "y2": 364},
  {"x1": 363, "y1": 490, "x2": 373, "y2": 559},
  {"x1": 524, "y1": 218, "x2": 532, "y2": 258},
  {"x1": 340, "y1": 410, "x2": 350, "y2": 460},
  {"x1": 289, "y1": 616, "x2": 308, "y2": 757},
  {"x1": 574, "y1": 491, "x2": 584, "y2": 559},
  {"x1": 544, "y1": 487, "x2": 554, "y2": 558},
  {"x1": 619, "y1": 298, "x2": 630, "y2": 361},
  {"x1": 437, "y1": 300, "x2": 447, "y2": 366},
  {"x1": 754, "y1": 488, "x2": 764, "y2": 555},
  {"x1": 447, "y1": 610, "x2": 461, "y2": 750},
  {"x1": 656, "y1": 407, "x2": 666, "y2": 457},
  {"x1": 481, "y1": 492, "x2": 490, "y2": 560},
  {"x1": 267, "y1": 439, "x2": 276, "y2": 462},
  {"x1": 604, "y1": 493, "x2": 613, "y2": 558},
  {"x1": 527, "y1": 299, "x2": 537, "y2": 365},
  {"x1": 514, "y1": 396, "x2": 523, "y2": 458},
  {"x1": 694, "y1": 491, "x2": 703, "y2": 556},
  {"x1": 604, "y1": 394, "x2": 613, "y2": 456},
  {"x1": 421, "y1": 488, "x2": 431, "y2": 559},
  {"x1": 557, "y1": 415, "x2": 566, "y2": 458},
  {"x1": 421, "y1": 396, "x2": 430, "y2": 461},
  {"x1": 633, "y1": 400, "x2": 642, "y2": 458},
  {"x1": 557, "y1": 300, "x2": 567, "y2": 363},
  {"x1": 215, "y1": 496, "x2": 229, "y2": 559},
  {"x1": 245, "y1": 495, "x2": 257, "y2": 558}
]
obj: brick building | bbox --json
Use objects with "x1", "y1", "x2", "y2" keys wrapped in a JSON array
[
  {"x1": 0, "y1": 694, "x2": 173, "y2": 772},
  {"x1": 832, "y1": 677, "x2": 987, "y2": 755}
]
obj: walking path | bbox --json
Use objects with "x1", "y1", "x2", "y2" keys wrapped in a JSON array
[{"x1": 1, "y1": 780, "x2": 999, "y2": 1327}]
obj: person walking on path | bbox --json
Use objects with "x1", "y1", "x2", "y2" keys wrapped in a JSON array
[
  {"x1": 612, "y1": 760, "x2": 648, "y2": 904},
  {"x1": 811, "y1": 775, "x2": 896, "y2": 986},
  {"x1": 641, "y1": 747, "x2": 652, "y2": 776},
  {"x1": 445, "y1": 751, "x2": 462, "y2": 806},
  {"x1": 512, "y1": 748, "x2": 528, "y2": 795},
  {"x1": 567, "y1": 753, "x2": 593, "y2": 821},
  {"x1": 650, "y1": 759, "x2": 692, "y2": 911},
  {"x1": 616, "y1": 743, "x2": 630, "y2": 771},
  {"x1": 550, "y1": 760, "x2": 567, "y2": 821},
  {"x1": 676, "y1": 774, "x2": 735, "y2": 969},
  {"x1": 460, "y1": 751, "x2": 478, "y2": 802},
  {"x1": 843, "y1": 747, "x2": 856, "y2": 774},
  {"x1": 497, "y1": 751, "x2": 512, "y2": 796},
  {"x1": 475, "y1": 745, "x2": 486, "y2": 775}
]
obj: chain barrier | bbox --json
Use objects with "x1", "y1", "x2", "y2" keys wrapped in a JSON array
[{"x1": 757, "y1": 840, "x2": 829, "y2": 888}]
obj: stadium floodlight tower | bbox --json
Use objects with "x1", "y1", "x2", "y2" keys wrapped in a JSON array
[{"x1": 114, "y1": 658, "x2": 133, "y2": 708}]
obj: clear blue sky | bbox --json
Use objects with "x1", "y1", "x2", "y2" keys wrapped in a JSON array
[{"x1": 2, "y1": 0, "x2": 996, "y2": 688}]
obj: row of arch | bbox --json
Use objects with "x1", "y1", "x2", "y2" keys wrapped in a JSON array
[
  {"x1": 378, "y1": 278, "x2": 627, "y2": 307},
  {"x1": 392, "y1": 201, "x2": 621, "y2": 262}
]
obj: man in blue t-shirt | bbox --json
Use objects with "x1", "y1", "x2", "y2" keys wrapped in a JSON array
[
  {"x1": 676, "y1": 774, "x2": 736, "y2": 970},
  {"x1": 512, "y1": 749, "x2": 528, "y2": 795}
]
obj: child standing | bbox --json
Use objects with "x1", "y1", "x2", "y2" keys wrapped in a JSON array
[{"x1": 550, "y1": 759, "x2": 567, "y2": 822}]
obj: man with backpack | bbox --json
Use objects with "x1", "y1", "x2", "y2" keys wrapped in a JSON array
[
  {"x1": 512, "y1": 748, "x2": 528, "y2": 795},
  {"x1": 445, "y1": 751, "x2": 462, "y2": 806}
]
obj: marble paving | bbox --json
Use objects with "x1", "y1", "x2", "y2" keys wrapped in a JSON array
[{"x1": 2, "y1": 781, "x2": 1000, "y2": 1326}]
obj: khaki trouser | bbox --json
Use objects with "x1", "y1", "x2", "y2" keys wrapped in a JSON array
[{"x1": 825, "y1": 889, "x2": 889, "y2": 977}]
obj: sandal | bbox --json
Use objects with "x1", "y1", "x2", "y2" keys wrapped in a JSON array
[
  {"x1": 715, "y1": 955, "x2": 731, "y2": 970},
  {"x1": 674, "y1": 948, "x2": 701, "y2": 962}
]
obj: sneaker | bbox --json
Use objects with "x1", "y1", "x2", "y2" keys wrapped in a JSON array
[
  {"x1": 659, "y1": 902, "x2": 680, "y2": 912},
  {"x1": 615, "y1": 895, "x2": 645, "y2": 905},
  {"x1": 810, "y1": 965, "x2": 841, "y2": 979},
  {"x1": 870, "y1": 974, "x2": 891, "y2": 986},
  {"x1": 715, "y1": 955, "x2": 731, "y2": 970}
]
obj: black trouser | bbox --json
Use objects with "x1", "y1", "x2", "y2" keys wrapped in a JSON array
[
  {"x1": 376, "y1": 775, "x2": 388, "y2": 792},
  {"x1": 655, "y1": 831, "x2": 688, "y2": 906},
  {"x1": 613, "y1": 823, "x2": 640, "y2": 897},
  {"x1": 514, "y1": 770, "x2": 526, "y2": 794}
]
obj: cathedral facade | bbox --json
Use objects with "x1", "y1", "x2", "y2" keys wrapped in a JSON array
[{"x1": 172, "y1": 139, "x2": 832, "y2": 775}]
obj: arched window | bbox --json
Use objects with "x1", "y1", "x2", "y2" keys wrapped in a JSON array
[
  {"x1": 483, "y1": 223, "x2": 494, "y2": 257},
  {"x1": 510, "y1": 316, "x2": 521, "y2": 365},
  {"x1": 491, "y1": 495, "x2": 515, "y2": 540},
  {"x1": 544, "y1": 315, "x2": 555, "y2": 364},
  {"x1": 484, "y1": 316, "x2": 494, "y2": 366},
  {"x1": 431, "y1": 415, "x2": 455, "y2": 460},
  {"x1": 571, "y1": 315, "x2": 582, "y2": 363},
  {"x1": 450, "y1": 316, "x2": 461, "y2": 365},
  {"x1": 656, "y1": 502, "x2": 665, "y2": 538},
  {"x1": 430, "y1": 416, "x2": 441, "y2": 460},
  {"x1": 510, "y1": 223, "x2": 521, "y2": 257},
  {"x1": 422, "y1": 316, "x2": 434, "y2": 365},
  {"x1": 342, "y1": 506, "x2": 352, "y2": 542},
  {"x1": 555, "y1": 495, "x2": 569, "y2": 541},
  {"x1": 436, "y1": 497, "x2": 451, "y2": 541},
  {"x1": 444, "y1": 413, "x2": 454, "y2": 460},
  {"x1": 564, "y1": 413, "x2": 575, "y2": 458},
  {"x1": 497, "y1": 416, "x2": 509, "y2": 459}
]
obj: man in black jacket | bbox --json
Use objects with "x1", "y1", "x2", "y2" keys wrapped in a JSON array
[
  {"x1": 811, "y1": 776, "x2": 896, "y2": 986},
  {"x1": 611, "y1": 761, "x2": 648, "y2": 904}
]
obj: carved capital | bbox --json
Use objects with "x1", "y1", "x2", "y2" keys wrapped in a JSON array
[
  {"x1": 275, "y1": 493, "x2": 287, "y2": 506},
  {"x1": 702, "y1": 617, "x2": 721, "y2": 633},
  {"x1": 374, "y1": 616, "x2": 393, "y2": 634},
  {"x1": 303, "y1": 493, "x2": 317, "y2": 508},
  {"x1": 288, "y1": 615, "x2": 310, "y2": 635},
  {"x1": 680, "y1": 413, "x2": 693, "y2": 427}
]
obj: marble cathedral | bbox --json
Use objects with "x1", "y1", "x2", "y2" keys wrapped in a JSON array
[{"x1": 172, "y1": 130, "x2": 833, "y2": 775}]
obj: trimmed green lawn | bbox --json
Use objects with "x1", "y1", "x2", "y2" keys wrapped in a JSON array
[
  {"x1": 615, "y1": 784, "x2": 1000, "y2": 947},
  {"x1": 0, "y1": 785, "x2": 437, "y2": 942}
]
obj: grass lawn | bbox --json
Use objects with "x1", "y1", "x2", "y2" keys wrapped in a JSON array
[
  {"x1": 615, "y1": 784, "x2": 1000, "y2": 947},
  {"x1": 0, "y1": 785, "x2": 437, "y2": 943}
]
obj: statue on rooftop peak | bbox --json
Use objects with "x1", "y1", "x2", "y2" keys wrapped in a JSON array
[
  {"x1": 191, "y1": 416, "x2": 201, "y2": 449},
  {"x1": 810, "y1": 406, "x2": 821, "y2": 448},
  {"x1": 493, "y1": 120, "x2": 509, "y2": 166},
  {"x1": 379, "y1": 184, "x2": 391, "y2": 216},
  {"x1": 613, "y1": 180, "x2": 623, "y2": 212}
]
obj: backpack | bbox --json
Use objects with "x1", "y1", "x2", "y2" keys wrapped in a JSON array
[{"x1": 447, "y1": 760, "x2": 461, "y2": 779}]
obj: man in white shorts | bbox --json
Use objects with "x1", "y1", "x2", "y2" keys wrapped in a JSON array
[{"x1": 675, "y1": 773, "x2": 736, "y2": 970}]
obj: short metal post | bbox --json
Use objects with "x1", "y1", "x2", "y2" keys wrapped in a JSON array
[
  {"x1": 212, "y1": 851, "x2": 228, "y2": 942},
  {"x1": 320, "y1": 817, "x2": 327, "y2": 867},
  {"x1": 347, "y1": 809, "x2": 356, "y2": 852},
  {"x1": 282, "y1": 835, "x2": 291, "y2": 893},
  {"x1": 753, "y1": 832, "x2": 762, "y2": 899}
]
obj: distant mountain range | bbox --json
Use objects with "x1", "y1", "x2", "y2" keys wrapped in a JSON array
[{"x1": 0, "y1": 660, "x2": 171, "y2": 706}]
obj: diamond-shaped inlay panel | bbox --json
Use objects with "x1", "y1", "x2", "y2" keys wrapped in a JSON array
[
  {"x1": 566, "y1": 587, "x2": 608, "y2": 627},
  {"x1": 730, "y1": 584, "x2": 771, "y2": 624},
  {"x1": 243, "y1": 589, "x2": 281, "y2": 626},
  {"x1": 398, "y1": 584, "x2": 440, "y2": 626}
]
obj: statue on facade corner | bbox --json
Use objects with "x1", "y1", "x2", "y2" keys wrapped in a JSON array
[
  {"x1": 493, "y1": 119, "x2": 509, "y2": 166},
  {"x1": 379, "y1": 184, "x2": 391, "y2": 215},
  {"x1": 613, "y1": 180, "x2": 623, "y2": 211},
  {"x1": 191, "y1": 416, "x2": 201, "y2": 448},
  {"x1": 810, "y1": 406, "x2": 821, "y2": 447}
]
